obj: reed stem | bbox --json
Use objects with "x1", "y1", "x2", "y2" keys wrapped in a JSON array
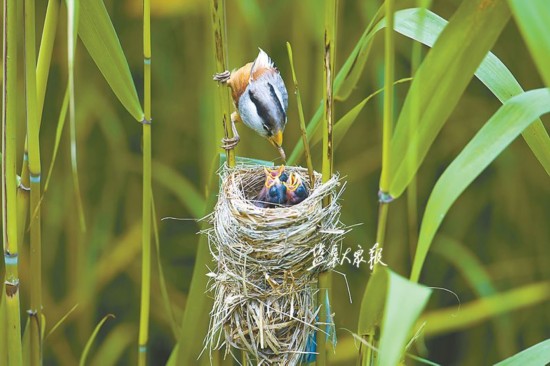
[
  {"x1": 285, "y1": 42, "x2": 314, "y2": 186},
  {"x1": 361, "y1": 2, "x2": 395, "y2": 365},
  {"x1": 138, "y1": 0, "x2": 152, "y2": 364},
  {"x1": 2, "y1": 0, "x2": 23, "y2": 364},
  {"x1": 16, "y1": 0, "x2": 59, "y2": 271},
  {"x1": 210, "y1": 0, "x2": 234, "y2": 168},
  {"x1": 379, "y1": 0, "x2": 395, "y2": 194},
  {"x1": 24, "y1": 0, "x2": 43, "y2": 363},
  {"x1": 318, "y1": 0, "x2": 338, "y2": 364}
]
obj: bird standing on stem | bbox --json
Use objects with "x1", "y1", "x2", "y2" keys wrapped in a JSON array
[{"x1": 214, "y1": 48, "x2": 289, "y2": 161}]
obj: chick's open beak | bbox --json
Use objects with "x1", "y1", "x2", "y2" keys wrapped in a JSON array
[{"x1": 268, "y1": 131, "x2": 286, "y2": 162}]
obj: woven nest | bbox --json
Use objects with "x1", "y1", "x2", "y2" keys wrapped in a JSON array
[{"x1": 204, "y1": 164, "x2": 346, "y2": 365}]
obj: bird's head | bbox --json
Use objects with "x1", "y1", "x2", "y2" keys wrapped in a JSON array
[{"x1": 264, "y1": 165, "x2": 285, "y2": 181}]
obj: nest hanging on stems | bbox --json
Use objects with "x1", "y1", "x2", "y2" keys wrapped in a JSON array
[{"x1": 204, "y1": 164, "x2": 346, "y2": 365}]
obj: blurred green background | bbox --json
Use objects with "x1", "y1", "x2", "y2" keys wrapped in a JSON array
[{"x1": 5, "y1": 0, "x2": 549, "y2": 365}]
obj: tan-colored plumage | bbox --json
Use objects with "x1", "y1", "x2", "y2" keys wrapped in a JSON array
[
  {"x1": 226, "y1": 62, "x2": 275, "y2": 105},
  {"x1": 213, "y1": 49, "x2": 288, "y2": 161}
]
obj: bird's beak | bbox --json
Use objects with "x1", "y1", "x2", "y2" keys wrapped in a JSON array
[
  {"x1": 268, "y1": 131, "x2": 286, "y2": 162},
  {"x1": 269, "y1": 131, "x2": 283, "y2": 147}
]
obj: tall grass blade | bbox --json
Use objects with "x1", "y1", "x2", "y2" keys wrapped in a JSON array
[
  {"x1": 138, "y1": 0, "x2": 153, "y2": 364},
  {"x1": 378, "y1": 270, "x2": 431, "y2": 366},
  {"x1": 286, "y1": 42, "x2": 314, "y2": 185},
  {"x1": 386, "y1": 8, "x2": 550, "y2": 177},
  {"x1": 334, "y1": 5, "x2": 383, "y2": 101},
  {"x1": 174, "y1": 218, "x2": 214, "y2": 364},
  {"x1": 2, "y1": 1, "x2": 23, "y2": 364},
  {"x1": 90, "y1": 324, "x2": 134, "y2": 366},
  {"x1": 494, "y1": 339, "x2": 550, "y2": 366},
  {"x1": 46, "y1": 303, "x2": 79, "y2": 339},
  {"x1": 151, "y1": 197, "x2": 179, "y2": 339},
  {"x1": 379, "y1": 0, "x2": 395, "y2": 193},
  {"x1": 318, "y1": 0, "x2": 338, "y2": 363},
  {"x1": 420, "y1": 282, "x2": 550, "y2": 337},
  {"x1": 37, "y1": 0, "x2": 60, "y2": 124},
  {"x1": 357, "y1": 269, "x2": 431, "y2": 365},
  {"x1": 286, "y1": 4, "x2": 383, "y2": 165},
  {"x1": 210, "y1": 0, "x2": 235, "y2": 167},
  {"x1": 387, "y1": 0, "x2": 511, "y2": 198},
  {"x1": 79, "y1": 0, "x2": 144, "y2": 121},
  {"x1": 410, "y1": 88, "x2": 550, "y2": 283},
  {"x1": 0, "y1": 290, "x2": 7, "y2": 365},
  {"x1": 357, "y1": 270, "x2": 387, "y2": 336},
  {"x1": 508, "y1": 0, "x2": 550, "y2": 88},
  {"x1": 24, "y1": 0, "x2": 44, "y2": 363},
  {"x1": 67, "y1": 0, "x2": 87, "y2": 232},
  {"x1": 79, "y1": 314, "x2": 115, "y2": 366},
  {"x1": 44, "y1": 88, "x2": 69, "y2": 192},
  {"x1": 17, "y1": 0, "x2": 60, "y2": 256},
  {"x1": 289, "y1": 3, "x2": 550, "y2": 177}
]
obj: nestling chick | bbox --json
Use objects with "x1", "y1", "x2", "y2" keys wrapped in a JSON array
[
  {"x1": 265, "y1": 165, "x2": 285, "y2": 180},
  {"x1": 255, "y1": 167, "x2": 287, "y2": 208},
  {"x1": 284, "y1": 172, "x2": 309, "y2": 205},
  {"x1": 213, "y1": 49, "x2": 288, "y2": 161}
]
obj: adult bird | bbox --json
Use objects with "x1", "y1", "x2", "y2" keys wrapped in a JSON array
[{"x1": 214, "y1": 48, "x2": 289, "y2": 161}]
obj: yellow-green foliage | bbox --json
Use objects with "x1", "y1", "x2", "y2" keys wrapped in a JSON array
[{"x1": 1, "y1": 1, "x2": 549, "y2": 365}]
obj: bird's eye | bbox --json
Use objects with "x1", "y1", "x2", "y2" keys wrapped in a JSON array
[{"x1": 262, "y1": 124, "x2": 270, "y2": 132}]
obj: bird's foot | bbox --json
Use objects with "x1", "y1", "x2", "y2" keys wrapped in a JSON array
[
  {"x1": 221, "y1": 135, "x2": 240, "y2": 150},
  {"x1": 213, "y1": 70, "x2": 231, "y2": 83}
]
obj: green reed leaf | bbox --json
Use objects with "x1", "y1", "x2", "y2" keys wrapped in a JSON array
[
  {"x1": 421, "y1": 282, "x2": 550, "y2": 337},
  {"x1": 386, "y1": 7, "x2": 550, "y2": 181},
  {"x1": 494, "y1": 338, "x2": 550, "y2": 366},
  {"x1": 79, "y1": 314, "x2": 115, "y2": 366},
  {"x1": 411, "y1": 88, "x2": 550, "y2": 283},
  {"x1": 357, "y1": 269, "x2": 431, "y2": 365},
  {"x1": 379, "y1": 270, "x2": 432, "y2": 366},
  {"x1": 387, "y1": 0, "x2": 511, "y2": 198},
  {"x1": 79, "y1": 0, "x2": 144, "y2": 121},
  {"x1": 508, "y1": 0, "x2": 550, "y2": 88}
]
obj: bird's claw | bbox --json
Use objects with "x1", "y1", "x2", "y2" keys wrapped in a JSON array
[
  {"x1": 221, "y1": 135, "x2": 240, "y2": 150},
  {"x1": 213, "y1": 70, "x2": 231, "y2": 83}
]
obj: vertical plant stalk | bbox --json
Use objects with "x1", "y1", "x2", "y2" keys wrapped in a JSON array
[
  {"x1": 67, "y1": 0, "x2": 86, "y2": 233},
  {"x1": 210, "y1": 0, "x2": 235, "y2": 168},
  {"x1": 373, "y1": 0, "x2": 395, "y2": 266},
  {"x1": 16, "y1": 0, "x2": 59, "y2": 258},
  {"x1": 378, "y1": 0, "x2": 395, "y2": 195},
  {"x1": 24, "y1": 0, "x2": 43, "y2": 364},
  {"x1": 407, "y1": 0, "x2": 431, "y2": 258},
  {"x1": 361, "y1": 2, "x2": 395, "y2": 366},
  {"x1": 286, "y1": 42, "x2": 314, "y2": 186},
  {"x1": 2, "y1": 0, "x2": 23, "y2": 364},
  {"x1": 138, "y1": 0, "x2": 152, "y2": 364},
  {"x1": 318, "y1": 0, "x2": 337, "y2": 364}
]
